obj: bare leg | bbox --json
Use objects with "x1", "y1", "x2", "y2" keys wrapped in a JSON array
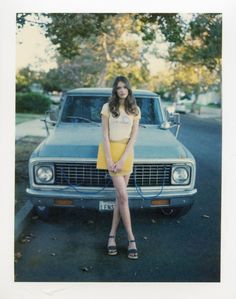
[
  {"x1": 108, "y1": 176, "x2": 130, "y2": 247},
  {"x1": 108, "y1": 174, "x2": 137, "y2": 258},
  {"x1": 109, "y1": 194, "x2": 120, "y2": 236},
  {"x1": 123, "y1": 174, "x2": 137, "y2": 256},
  {"x1": 111, "y1": 175, "x2": 135, "y2": 241}
]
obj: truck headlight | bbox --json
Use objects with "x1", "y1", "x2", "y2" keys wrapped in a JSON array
[
  {"x1": 34, "y1": 165, "x2": 54, "y2": 184},
  {"x1": 171, "y1": 165, "x2": 191, "y2": 185}
]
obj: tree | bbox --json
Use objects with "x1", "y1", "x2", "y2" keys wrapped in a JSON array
[
  {"x1": 16, "y1": 13, "x2": 32, "y2": 29},
  {"x1": 188, "y1": 14, "x2": 222, "y2": 70},
  {"x1": 137, "y1": 13, "x2": 222, "y2": 111},
  {"x1": 174, "y1": 64, "x2": 220, "y2": 110},
  {"x1": 43, "y1": 13, "x2": 150, "y2": 88},
  {"x1": 41, "y1": 14, "x2": 108, "y2": 59},
  {"x1": 16, "y1": 67, "x2": 41, "y2": 92},
  {"x1": 167, "y1": 14, "x2": 221, "y2": 111},
  {"x1": 134, "y1": 13, "x2": 185, "y2": 45},
  {"x1": 16, "y1": 13, "x2": 222, "y2": 104},
  {"x1": 16, "y1": 13, "x2": 193, "y2": 90},
  {"x1": 135, "y1": 13, "x2": 221, "y2": 71}
]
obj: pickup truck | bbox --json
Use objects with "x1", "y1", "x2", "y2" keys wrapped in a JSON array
[{"x1": 27, "y1": 88, "x2": 197, "y2": 219}]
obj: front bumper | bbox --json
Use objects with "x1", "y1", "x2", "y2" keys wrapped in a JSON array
[{"x1": 27, "y1": 186, "x2": 197, "y2": 209}]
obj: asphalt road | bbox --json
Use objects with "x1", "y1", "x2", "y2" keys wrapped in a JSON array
[{"x1": 15, "y1": 114, "x2": 221, "y2": 282}]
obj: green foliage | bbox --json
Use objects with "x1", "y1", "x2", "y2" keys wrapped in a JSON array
[
  {"x1": 16, "y1": 13, "x2": 32, "y2": 29},
  {"x1": 189, "y1": 14, "x2": 222, "y2": 70},
  {"x1": 207, "y1": 102, "x2": 221, "y2": 108},
  {"x1": 41, "y1": 68, "x2": 65, "y2": 92},
  {"x1": 135, "y1": 13, "x2": 184, "y2": 45},
  {"x1": 167, "y1": 14, "x2": 222, "y2": 71},
  {"x1": 16, "y1": 66, "x2": 48, "y2": 93},
  {"x1": 105, "y1": 62, "x2": 150, "y2": 89},
  {"x1": 45, "y1": 13, "x2": 115, "y2": 59},
  {"x1": 16, "y1": 66, "x2": 62, "y2": 93},
  {"x1": 146, "y1": 13, "x2": 222, "y2": 110},
  {"x1": 16, "y1": 13, "x2": 222, "y2": 108},
  {"x1": 42, "y1": 14, "x2": 151, "y2": 88},
  {"x1": 16, "y1": 92, "x2": 51, "y2": 113},
  {"x1": 16, "y1": 67, "x2": 37, "y2": 92},
  {"x1": 16, "y1": 13, "x2": 48, "y2": 30}
]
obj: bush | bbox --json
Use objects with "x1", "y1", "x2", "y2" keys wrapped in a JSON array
[{"x1": 16, "y1": 92, "x2": 51, "y2": 114}]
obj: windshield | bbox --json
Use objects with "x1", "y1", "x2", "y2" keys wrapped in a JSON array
[{"x1": 60, "y1": 95, "x2": 162, "y2": 124}]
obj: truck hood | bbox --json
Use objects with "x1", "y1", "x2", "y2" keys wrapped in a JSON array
[{"x1": 37, "y1": 124, "x2": 190, "y2": 159}]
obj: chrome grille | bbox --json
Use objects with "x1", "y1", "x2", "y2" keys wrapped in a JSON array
[
  {"x1": 54, "y1": 162, "x2": 172, "y2": 187},
  {"x1": 130, "y1": 163, "x2": 172, "y2": 186}
]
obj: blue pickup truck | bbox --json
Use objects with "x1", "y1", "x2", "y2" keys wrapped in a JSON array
[{"x1": 27, "y1": 88, "x2": 197, "y2": 219}]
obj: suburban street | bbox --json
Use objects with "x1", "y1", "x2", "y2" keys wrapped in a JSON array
[{"x1": 15, "y1": 114, "x2": 221, "y2": 282}]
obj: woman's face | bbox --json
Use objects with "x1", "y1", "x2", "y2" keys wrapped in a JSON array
[{"x1": 116, "y1": 81, "x2": 129, "y2": 100}]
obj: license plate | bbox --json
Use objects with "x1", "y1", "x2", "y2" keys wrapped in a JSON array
[{"x1": 99, "y1": 201, "x2": 115, "y2": 211}]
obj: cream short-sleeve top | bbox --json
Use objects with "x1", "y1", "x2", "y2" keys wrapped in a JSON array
[{"x1": 100, "y1": 102, "x2": 141, "y2": 141}]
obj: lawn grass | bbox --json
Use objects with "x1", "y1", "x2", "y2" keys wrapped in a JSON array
[
  {"x1": 16, "y1": 113, "x2": 43, "y2": 125},
  {"x1": 207, "y1": 103, "x2": 221, "y2": 109}
]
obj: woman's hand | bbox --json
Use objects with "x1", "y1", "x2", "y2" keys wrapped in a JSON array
[
  {"x1": 113, "y1": 158, "x2": 125, "y2": 172},
  {"x1": 107, "y1": 159, "x2": 116, "y2": 172}
]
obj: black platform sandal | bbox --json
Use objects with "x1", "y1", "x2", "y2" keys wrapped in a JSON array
[
  {"x1": 107, "y1": 235, "x2": 117, "y2": 256},
  {"x1": 128, "y1": 240, "x2": 138, "y2": 260}
]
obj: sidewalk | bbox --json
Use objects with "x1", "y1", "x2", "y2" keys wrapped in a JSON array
[
  {"x1": 192, "y1": 106, "x2": 222, "y2": 120},
  {"x1": 15, "y1": 119, "x2": 53, "y2": 140}
]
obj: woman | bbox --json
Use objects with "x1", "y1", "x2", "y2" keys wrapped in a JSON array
[{"x1": 100, "y1": 76, "x2": 141, "y2": 259}]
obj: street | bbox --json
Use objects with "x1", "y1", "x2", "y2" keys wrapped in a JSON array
[{"x1": 15, "y1": 114, "x2": 221, "y2": 282}]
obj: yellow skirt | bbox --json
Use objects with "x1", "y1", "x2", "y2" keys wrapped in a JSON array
[{"x1": 96, "y1": 138, "x2": 134, "y2": 177}]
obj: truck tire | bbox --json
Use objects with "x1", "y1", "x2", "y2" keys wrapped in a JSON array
[
  {"x1": 161, "y1": 204, "x2": 193, "y2": 218},
  {"x1": 34, "y1": 205, "x2": 50, "y2": 221}
]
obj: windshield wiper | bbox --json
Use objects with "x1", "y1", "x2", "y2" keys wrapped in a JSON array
[{"x1": 66, "y1": 116, "x2": 100, "y2": 126}]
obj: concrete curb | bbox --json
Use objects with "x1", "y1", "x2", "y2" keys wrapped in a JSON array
[{"x1": 15, "y1": 200, "x2": 34, "y2": 240}]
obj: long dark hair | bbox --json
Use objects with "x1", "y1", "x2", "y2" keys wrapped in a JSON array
[{"x1": 108, "y1": 76, "x2": 139, "y2": 118}]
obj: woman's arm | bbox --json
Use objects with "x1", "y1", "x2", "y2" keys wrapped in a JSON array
[
  {"x1": 114, "y1": 119, "x2": 139, "y2": 172},
  {"x1": 101, "y1": 115, "x2": 115, "y2": 172}
]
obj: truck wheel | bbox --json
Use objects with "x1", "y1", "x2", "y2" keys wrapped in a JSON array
[
  {"x1": 34, "y1": 205, "x2": 50, "y2": 221},
  {"x1": 161, "y1": 204, "x2": 193, "y2": 218}
]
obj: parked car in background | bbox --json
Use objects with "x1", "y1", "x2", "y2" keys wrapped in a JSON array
[
  {"x1": 27, "y1": 88, "x2": 197, "y2": 219},
  {"x1": 174, "y1": 97, "x2": 193, "y2": 114}
]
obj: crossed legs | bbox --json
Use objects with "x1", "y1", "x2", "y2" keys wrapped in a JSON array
[
  {"x1": 109, "y1": 175, "x2": 130, "y2": 236},
  {"x1": 108, "y1": 175, "x2": 137, "y2": 256}
]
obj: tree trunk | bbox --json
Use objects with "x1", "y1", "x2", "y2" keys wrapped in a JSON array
[
  {"x1": 191, "y1": 92, "x2": 199, "y2": 113},
  {"x1": 170, "y1": 88, "x2": 178, "y2": 103},
  {"x1": 97, "y1": 66, "x2": 108, "y2": 87},
  {"x1": 96, "y1": 33, "x2": 111, "y2": 87}
]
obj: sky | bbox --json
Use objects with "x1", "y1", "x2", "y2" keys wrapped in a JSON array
[{"x1": 16, "y1": 22, "x2": 57, "y2": 72}]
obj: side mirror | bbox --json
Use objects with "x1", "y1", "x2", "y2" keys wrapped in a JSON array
[
  {"x1": 49, "y1": 109, "x2": 58, "y2": 122},
  {"x1": 41, "y1": 109, "x2": 58, "y2": 136},
  {"x1": 162, "y1": 112, "x2": 180, "y2": 138},
  {"x1": 160, "y1": 121, "x2": 171, "y2": 129},
  {"x1": 168, "y1": 112, "x2": 180, "y2": 126}
]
